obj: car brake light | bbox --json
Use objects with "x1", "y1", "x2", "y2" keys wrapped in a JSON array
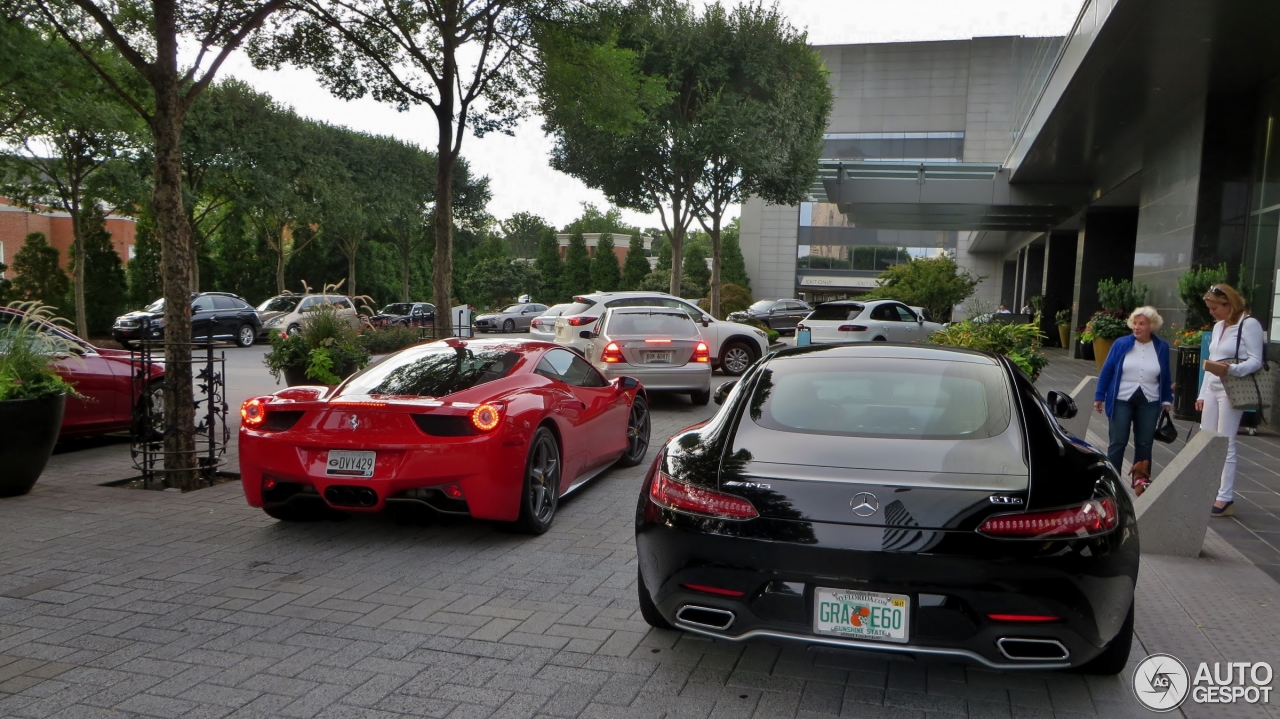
[
  {"x1": 683, "y1": 583, "x2": 746, "y2": 597},
  {"x1": 693, "y1": 342, "x2": 709, "y2": 363},
  {"x1": 567, "y1": 316, "x2": 598, "y2": 327},
  {"x1": 988, "y1": 614, "x2": 1061, "y2": 622},
  {"x1": 241, "y1": 397, "x2": 269, "y2": 428},
  {"x1": 644, "y1": 338, "x2": 672, "y2": 344},
  {"x1": 838, "y1": 325, "x2": 869, "y2": 332},
  {"x1": 470, "y1": 403, "x2": 503, "y2": 431},
  {"x1": 977, "y1": 498, "x2": 1119, "y2": 539},
  {"x1": 602, "y1": 342, "x2": 624, "y2": 363},
  {"x1": 649, "y1": 471, "x2": 757, "y2": 519}
]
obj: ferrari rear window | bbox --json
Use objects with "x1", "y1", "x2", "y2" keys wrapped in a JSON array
[
  {"x1": 339, "y1": 346, "x2": 520, "y2": 397},
  {"x1": 605, "y1": 311, "x2": 697, "y2": 338},
  {"x1": 807, "y1": 304, "x2": 863, "y2": 321},
  {"x1": 748, "y1": 357, "x2": 1010, "y2": 440}
]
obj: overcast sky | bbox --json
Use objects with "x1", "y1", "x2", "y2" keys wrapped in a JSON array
[{"x1": 221, "y1": 0, "x2": 1083, "y2": 231}]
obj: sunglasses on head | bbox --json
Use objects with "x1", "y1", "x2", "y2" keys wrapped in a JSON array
[{"x1": 1208, "y1": 285, "x2": 1227, "y2": 296}]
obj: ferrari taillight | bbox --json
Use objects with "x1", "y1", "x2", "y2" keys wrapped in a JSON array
[
  {"x1": 693, "y1": 342, "x2": 710, "y2": 363},
  {"x1": 241, "y1": 397, "x2": 269, "y2": 428},
  {"x1": 567, "y1": 316, "x2": 598, "y2": 327},
  {"x1": 977, "y1": 498, "x2": 1119, "y2": 539},
  {"x1": 602, "y1": 342, "x2": 624, "y2": 363},
  {"x1": 470, "y1": 403, "x2": 503, "y2": 432},
  {"x1": 649, "y1": 471, "x2": 757, "y2": 520}
]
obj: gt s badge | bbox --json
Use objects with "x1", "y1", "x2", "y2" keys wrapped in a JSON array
[
  {"x1": 346, "y1": 414, "x2": 361, "y2": 430},
  {"x1": 988, "y1": 495, "x2": 1024, "y2": 505},
  {"x1": 850, "y1": 492, "x2": 878, "y2": 517}
]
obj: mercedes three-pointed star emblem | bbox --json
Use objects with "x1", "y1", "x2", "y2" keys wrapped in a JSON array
[{"x1": 850, "y1": 492, "x2": 879, "y2": 517}]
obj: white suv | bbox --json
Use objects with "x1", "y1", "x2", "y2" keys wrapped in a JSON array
[{"x1": 553, "y1": 291, "x2": 770, "y2": 376}]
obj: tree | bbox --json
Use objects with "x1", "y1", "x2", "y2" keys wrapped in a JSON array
[
  {"x1": 66, "y1": 203, "x2": 127, "y2": 335},
  {"x1": 682, "y1": 243, "x2": 710, "y2": 299},
  {"x1": 655, "y1": 237, "x2": 673, "y2": 271},
  {"x1": 0, "y1": 261, "x2": 12, "y2": 303},
  {"x1": 127, "y1": 216, "x2": 161, "y2": 307},
  {"x1": 720, "y1": 218, "x2": 749, "y2": 291},
  {"x1": 561, "y1": 232, "x2": 591, "y2": 298},
  {"x1": 590, "y1": 233, "x2": 620, "y2": 292},
  {"x1": 875, "y1": 254, "x2": 981, "y2": 323},
  {"x1": 462, "y1": 258, "x2": 540, "y2": 310},
  {"x1": 30, "y1": 0, "x2": 292, "y2": 487},
  {"x1": 621, "y1": 234, "x2": 649, "y2": 289},
  {"x1": 534, "y1": 231, "x2": 563, "y2": 303},
  {"x1": 251, "y1": 0, "x2": 547, "y2": 336},
  {"x1": 503, "y1": 212, "x2": 553, "y2": 259},
  {"x1": 561, "y1": 202, "x2": 638, "y2": 236},
  {"x1": 10, "y1": 232, "x2": 69, "y2": 309}
]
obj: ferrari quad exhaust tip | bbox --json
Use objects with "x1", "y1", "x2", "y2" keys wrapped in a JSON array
[
  {"x1": 996, "y1": 637, "x2": 1069, "y2": 661},
  {"x1": 676, "y1": 605, "x2": 735, "y2": 631},
  {"x1": 324, "y1": 486, "x2": 378, "y2": 508}
]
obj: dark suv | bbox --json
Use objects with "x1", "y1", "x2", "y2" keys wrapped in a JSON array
[
  {"x1": 113, "y1": 292, "x2": 262, "y2": 348},
  {"x1": 726, "y1": 299, "x2": 812, "y2": 334}
]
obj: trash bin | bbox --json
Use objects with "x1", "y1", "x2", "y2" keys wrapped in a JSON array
[
  {"x1": 1173, "y1": 344, "x2": 1202, "y2": 422},
  {"x1": 796, "y1": 326, "x2": 811, "y2": 347},
  {"x1": 451, "y1": 305, "x2": 474, "y2": 338}
]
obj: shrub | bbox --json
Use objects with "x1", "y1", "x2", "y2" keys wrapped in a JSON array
[
  {"x1": 1177, "y1": 264, "x2": 1227, "y2": 330},
  {"x1": 358, "y1": 325, "x2": 421, "y2": 354},
  {"x1": 264, "y1": 303, "x2": 369, "y2": 384},
  {"x1": 0, "y1": 301, "x2": 81, "y2": 401},
  {"x1": 1097, "y1": 278, "x2": 1147, "y2": 314},
  {"x1": 875, "y1": 254, "x2": 981, "y2": 322},
  {"x1": 1054, "y1": 309, "x2": 1071, "y2": 325},
  {"x1": 696, "y1": 282, "x2": 752, "y2": 317},
  {"x1": 1088, "y1": 310, "x2": 1130, "y2": 340},
  {"x1": 928, "y1": 320, "x2": 1048, "y2": 380}
]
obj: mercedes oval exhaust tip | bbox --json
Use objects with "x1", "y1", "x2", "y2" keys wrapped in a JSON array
[
  {"x1": 676, "y1": 605, "x2": 735, "y2": 631},
  {"x1": 996, "y1": 637, "x2": 1069, "y2": 661}
]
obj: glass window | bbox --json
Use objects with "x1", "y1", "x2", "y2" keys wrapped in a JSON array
[
  {"x1": 382, "y1": 303, "x2": 413, "y2": 315},
  {"x1": 211, "y1": 296, "x2": 239, "y2": 310},
  {"x1": 605, "y1": 311, "x2": 698, "y2": 338},
  {"x1": 191, "y1": 296, "x2": 215, "y2": 312},
  {"x1": 807, "y1": 303, "x2": 863, "y2": 321},
  {"x1": 144, "y1": 298, "x2": 165, "y2": 313},
  {"x1": 749, "y1": 300, "x2": 774, "y2": 312},
  {"x1": 660, "y1": 299, "x2": 708, "y2": 323},
  {"x1": 893, "y1": 305, "x2": 917, "y2": 322},
  {"x1": 564, "y1": 298, "x2": 599, "y2": 316},
  {"x1": 259, "y1": 295, "x2": 301, "y2": 313},
  {"x1": 537, "y1": 348, "x2": 577, "y2": 380},
  {"x1": 564, "y1": 354, "x2": 608, "y2": 388},
  {"x1": 748, "y1": 357, "x2": 1011, "y2": 440},
  {"x1": 340, "y1": 345, "x2": 519, "y2": 397}
]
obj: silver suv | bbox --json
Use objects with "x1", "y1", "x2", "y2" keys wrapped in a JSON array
[
  {"x1": 258, "y1": 294, "x2": 360, "y2": 337},
  {"x1": 553, "y1": 291, "x2": 769, "y2": 376}
]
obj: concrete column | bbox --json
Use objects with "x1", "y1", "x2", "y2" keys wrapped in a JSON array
[
  {"x1": 1072, "y1": 208, "x2": 1139, "y2": 353},
  {"x1": 1043, "y1": 230, "x2": 1078, "y2": 347}
]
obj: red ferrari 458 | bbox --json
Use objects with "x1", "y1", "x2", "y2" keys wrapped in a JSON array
[{"x1": 238, "y1": 338, "x2": 651, "y2": 533}]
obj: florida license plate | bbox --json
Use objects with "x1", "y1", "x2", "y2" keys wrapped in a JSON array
[
  {"x1": 326, "y1": 450, "x2": 376, "y2": 478},
  {"x1": 644, "y1": 351, "x2": 673, "y2": 364},
  {"x1": 813, "y1": 588, "x2": 909, "y2": 643}
]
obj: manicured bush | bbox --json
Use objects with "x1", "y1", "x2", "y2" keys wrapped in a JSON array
[
  {"x1": 358, "y1": 325, "x2": 421, "y2": 354},
  {"x1": 929, "y1": 320, "x2": 1048, "y2": 380}
]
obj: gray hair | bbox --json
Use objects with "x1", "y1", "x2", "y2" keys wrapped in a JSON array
[{"x1": 1127, "y1": 306, "x2": 1163, "y2": 332}]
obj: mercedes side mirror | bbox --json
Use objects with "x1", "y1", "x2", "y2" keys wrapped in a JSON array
[
  {"x1": 579, "y1": 330, "x2": 593, "y2": 339},
  {"x1": 714, "y1": 380, "x2": 737, "y2": 405},
  {"x1": 1046, "y1": 390, "x2": 1078, "y2": 419}
]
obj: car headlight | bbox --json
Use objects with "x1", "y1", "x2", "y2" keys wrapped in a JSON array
[
  {"x1": 266, "y1": 317, "x2": 282, "y2": 326},
  {"x1": 752, "y1": 329, "x2": 766, "y2": 338}
]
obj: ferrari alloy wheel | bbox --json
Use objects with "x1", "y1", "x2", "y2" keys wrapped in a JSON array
[
  {"x1": 720, "y1": 341, "x2": 754, "y2": 376},
  {"x1": 503, "y1": 319, "x2": 515, "y2": 333},
  {"x1": 617, "y1": 397, "x2": 650, "y2": 467},
  {"x1": 515, "y1": 427, "x2": 560, "y2": 534},
  {"x1": 236, "y1": 324, "x2": 256, "y2": 347}
]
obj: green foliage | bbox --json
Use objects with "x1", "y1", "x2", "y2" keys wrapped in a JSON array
[
  {"x1": 0, "y1": 261, "x2": 12, "y2": 304},
  {"x1": 1088, "y1": 310, "x2": 1130, "y2": 340},
  {"x1": 66, "y1": 204, "x2": 127, "y2": 336},
  {"x1": 682, "y1": 244, "x2": 710, "y2": 298},
  {"x1": 929, "y1": 321, "x2": 1048, "y2": 381},
  {"x1": 534, "y1": 231, "x2": 564, "y2": 302},
  {"x1": 720, "y1": 220, "x2": 750, "y2": 291},
  {"x1": 127, "y1": 217, "x2": 162, "y2": 308},
  {"x1": 874, "y1": 254, "x2": 979, "y2": 323},
  {"x1": 561, "y1": 202, "x2": 640, "y2": 236},
  {"x1": 656, "y1": 239, "x2": 673, "y2": 271},
  {"x1": 263, "y1": 303, "x2": 369, "y2": 384},
  {"x1": 590, "y1": 233, "x2": 621, "y2": 292},
  {"x1": 639, "y1": 269, "x2": 700, "y2": 297},
  {"x1": 696, "y1": 282, "x2": 751, "y2": 317},
  {"x1": 1096, "y1": 278, "x2": 1147, "y2": 314},
  {"x1": 1054, "y1": 309, "x2": 1072, "y2": 325},
  {"x1": 1177, "y1": 264, "x2": 1228, "y2": 330},
  {"x1": 739, "y1": 318, "x2": 779, "y2": 344},
  {"x1": 11, "y1": 233, "x2": 69, "y2": 311},
  {"x1": 0, "y1": 301, "x2": 80, "y2": 401},
  {"x1": 462, "y1": 258, "x2": 541, "y2": 310},
  {"x1": 621, "y1": 234, "x2": 650, "y2": 290},
  {"x1": 561, "y1": 232, "x2": 592, "y2": 297},
  {"x1": 357, "y1": 325, "x2": 420, "y2": 354},
  {"x1": 502, "y1": 212, "x2": 553, "y2": 259}
]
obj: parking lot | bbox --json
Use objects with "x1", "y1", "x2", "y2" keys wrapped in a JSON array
[{"x1": 0, "y1": 337, "x2": 1277, "y2": 718}]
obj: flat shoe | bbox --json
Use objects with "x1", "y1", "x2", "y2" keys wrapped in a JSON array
[{"x1": 1210, "y1": 501, "x2": 1234, "y2": 517}]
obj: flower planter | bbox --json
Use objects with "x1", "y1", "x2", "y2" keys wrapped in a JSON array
[
  {"x1": 1092, "y1": 338, "x2": 1116, "y2": 371},
  {"x1": 1057, "y1": 324, "x2": 1070, "y2": 349},
  {"x1": 0, "y1": 394, "x2": 66, "y2": 497},
  {"x1": 1173, "y1": 345, "x2": 1203, "y2": 422}
]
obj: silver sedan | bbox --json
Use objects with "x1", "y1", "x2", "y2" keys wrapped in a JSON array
[
  {"x1": 579, "y1": 307, "x2": 712, "y2": 405},
  {"x1": 473, "y1": 303, "x2": 548, "y2": 333}
]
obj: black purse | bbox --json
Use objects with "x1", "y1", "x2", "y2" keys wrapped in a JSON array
[{"x1": 1153, "y1": 409, "x2": 1178, "y2": 444}]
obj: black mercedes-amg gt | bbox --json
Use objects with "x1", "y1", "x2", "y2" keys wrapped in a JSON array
[{"x1": 634, "y1": 343, "x2": 1138, "y2": 674}]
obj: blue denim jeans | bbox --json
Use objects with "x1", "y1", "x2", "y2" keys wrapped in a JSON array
[{"x1": 1107, "y1": 390, "x2": 1161, "y2": 471}]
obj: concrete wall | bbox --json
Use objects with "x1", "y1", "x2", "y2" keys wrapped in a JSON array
[
  {"x1": 818, "y1": 41, "x2": 970, "y2": 135},
  {"x1": 1132, "y1": 95, "x2": 1208, "y2": 328},
  {"x1": 953, "y1": 231, "x2": 1004, "y2": 319}
]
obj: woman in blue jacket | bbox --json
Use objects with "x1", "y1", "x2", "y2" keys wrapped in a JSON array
[{"x1": 1093, "y1": 306, "x2": 1173, "y2": 495}]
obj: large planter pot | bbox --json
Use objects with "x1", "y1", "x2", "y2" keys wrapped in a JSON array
[
  {"x1": 0, "y1": 393, "x2": 66, "y2": 497},
  {"x1": 283, "y1": 363, "x2": 359, "y2": 387},
  {"x1": 1173, "y1": 345, "x2": 1203, "y2": 422},
  {"x1": 1057, "y1": 324, "x2": 1070, "y2": 349},
  {"x1": 1092, "y1": 338, "x2": 1116, "y2": 371}
]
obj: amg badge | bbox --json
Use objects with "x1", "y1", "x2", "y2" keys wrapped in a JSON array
[{"x1": 988, "y1": 495, "x2": 1025, "y2": 506}]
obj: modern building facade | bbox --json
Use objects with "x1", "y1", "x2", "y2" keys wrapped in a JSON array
[{"x1": 738, "y1": 0, "x2": 1280, "y2": 394}]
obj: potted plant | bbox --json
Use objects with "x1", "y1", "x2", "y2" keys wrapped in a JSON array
[
  {"x1": 1055, "y1": 309, "x2": 1071, "y2": 349},
  {"x1": 1077, "y1": 323, "x2": 1095, "y2": 361},
  {"x1": 264, "y1": 303, "x2": 370, "y2": 386},
  {"x1": 1088, "y1": 310, "x2": 1129, "y2": 371},
  {"x1": 928, "y1": 321, "x2": 1048, "y2": 381},
  {"x1": 0, "y1": 302, "x2": 80, "y2": 497}
]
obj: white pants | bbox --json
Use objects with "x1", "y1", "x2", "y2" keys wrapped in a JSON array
[{"x1": 1200, "y1": 382, "x2": 1244, "y2": 502}]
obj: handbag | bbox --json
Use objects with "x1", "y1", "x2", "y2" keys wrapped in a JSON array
[
  {"x1": 1153, "y1": 409, "x2": 1178, "y2": 444},
  {"x1": 1217, "y1": 316, "x2": 1274, "y2": 421}
]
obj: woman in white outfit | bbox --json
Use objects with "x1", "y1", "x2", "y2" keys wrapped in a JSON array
[{"x1": 1196, "y1": 284, "x2": 1266, "y2": 517}]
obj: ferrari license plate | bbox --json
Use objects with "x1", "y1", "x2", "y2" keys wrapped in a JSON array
[
  {"x1": 644, "y1": 351, "x2": 673, "y2": 364},
  {"x1": 326, "y1": 450, "x2": 376, "y2": 478},
  {"x1": 813, "y1": 588, "x2": 909, "y2": 643}
]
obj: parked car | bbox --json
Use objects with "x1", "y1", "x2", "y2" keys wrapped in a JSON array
[
  {"x1": 553, "y1": 291, "x2": 769, "y2": 376},
  {"x1": 580, "y1": 307, "x2": 712, "y2": 405},
  {"x1": 530, "y1": 303, "x2": 573, "y2": 342},
  {"x1": 237, "y1": 338, "x2": 651, "y2": 534},
  {"x1": 796, "y1": 299, "x2": 944, "y2": 344},
  {"x1": 368, "y1": 302, "x2": 435, "y2": 329},
  {"x1": 3, "y1": 307, "x2": 165, "y2": 438},
  {"x1": 727, "y1": 299, "x2": 812, "y2": 334},
  {"x1": 635, "y1": 342, "x2": 1137, "y2": 675},
  {"x1": 473, "y1": 303, "x2": 549, "y2": 333},
  {"x1": 258, "y1": 294, "x2": 360, "y2": 337},
  {"x1": 114, "y1": 292, "x2": 262, "y2": 348}
]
